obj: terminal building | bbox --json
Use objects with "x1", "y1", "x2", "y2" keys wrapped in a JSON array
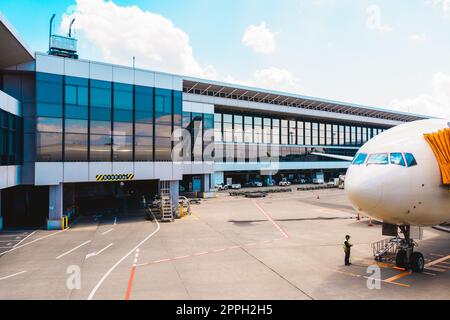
[{"x1": 0, "y1": 13, "x2": 427, "y2": 229}]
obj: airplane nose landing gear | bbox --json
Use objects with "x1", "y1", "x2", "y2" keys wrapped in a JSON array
[{"x1": 395, "y1": 226, "x2": 425, "y2": 273}]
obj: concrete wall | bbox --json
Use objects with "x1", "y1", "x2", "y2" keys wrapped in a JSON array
[
  {"x1": 0, "y1": 90, "x2": 22, "y2": 190},
  {"x1": 0, "y1": 89, "x2": 21, "y2": 116},
  {"x1": 34, "y1": 162, "x2": 192, "y2": 186},
  {"x1": 35, "y1": 53, "x2": 183, "y2": 91}
]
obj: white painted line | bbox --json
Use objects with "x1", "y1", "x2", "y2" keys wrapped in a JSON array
[
  {"x1": 0, "y1": 270, "x2": 27, "y2": 281},
  {"x1": 0, "y1": 229, "x2": 68, "y2": 257},
  {"x1": 101, "y1": 228, "x2": 114, "y2": 236},
  {"x1": 426, "y1": 266, "x2": 447, "y2": 273},
  {"x1": 13, "y1": 231, "x2": 37, "y2": 248},
  {"x1": 425, "y1": 254, "x2": 450, "y2": 268},
  {"x1": 88, "y1": 211, "x2": 160, "y2": 300},
  {"x1": 56, "y1": 240, "x2": 91, "y2": 260},
  {"x1": 0, "y1": 240, "x2": 20, "y2": 243},
  {"x1": 86, "y1": 243, "x2": 114, "y2": 260}
]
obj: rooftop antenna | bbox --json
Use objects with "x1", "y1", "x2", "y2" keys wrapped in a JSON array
[
  {"x1": 68, "y1": 18, "x2": 76, "y2": 38},
  {"x1": 49, "y1": 14, "x2": 56, "y2": 52}
]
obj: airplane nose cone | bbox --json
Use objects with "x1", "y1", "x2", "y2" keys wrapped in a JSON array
[{"x1": 345, "y1": 168, "x2": 382, "y2": 211}]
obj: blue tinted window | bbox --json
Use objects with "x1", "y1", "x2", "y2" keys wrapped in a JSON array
[
  {"x1": 90, "y1": 134, "x2": 112, "y2": 162},
  {"x1": 113, "y1": 135, "x2": 133, "y2": 161},
  {"x1": 352, "y1": 153, "x2": 368, "y2": 165},
  {"x1": 404, "y1": 153, "x2": 417, "y2": 167},
  {"x1": 65, "y1": 85, "x2": 78, "y2": 105},
  {"x1": 36, "y1": 103, "x2": 63, "y2": 118},
  {"x1": 114, "y1": 84, "x2": 133, "y2": 110},
  {"x1": 37, "y1": 132, "x2": 62, "y2": 161},
  {"x1": 78, "y1": 87, "x2": 88, "y2": 106},
  {"x1": 135, "y1": 111, "x2": 152, "y2": 123},
  {"x1": 135, "y1": 136, "x2": 153, "y2": 161},
  {"x1": 65, "y1": 133, "x2": 88, "y2": 162},
  {"x1": 36, "y1": 117, "x2": 63, "y2": 133},
  {"x1": 91, "y1": 107, "x2": 111, "y2": 121},
  {"x1": 37, "y1": 81, "x2": 63, "y2": 104},
  {"x1": 367, "y1": 153, "x2": 389, "y2": 165},
  {"x1": 65, "y1": 119, "x2": 88, "y2": 134},
  {"x1": 114, "y1": 122, "x2": 133, "y2": 136},
  {"x1": 65, "y1": 105, "x2": 88, "y2": 120},
  {"x1": 91, "y1": 87, "x2": 111, "y2": 108},
  {"x1": 90, "y1": 120, "x2": 111, "y2": 135},
  {"x1": 135, "y1": 86, "x2": 153, "y2": 111},
  {"x1": 390, "y1": 153, "x2": 406, "y2": 166}
]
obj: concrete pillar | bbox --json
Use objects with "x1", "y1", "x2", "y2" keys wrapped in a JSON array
[
  {"x1": 47, "y1": 184, "x2": 63, "y2": 230},
  {"x1": 0, "y1": 190, "x2": 3, "y2": 231},
  {"x1": 266, "y1": 175, "x2": 273, "y2": 186},
  {"x1": 203, "y1": 174, "x2": 211, "y2": 192}
]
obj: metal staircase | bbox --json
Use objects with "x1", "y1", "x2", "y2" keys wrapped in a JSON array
[
  {"x1": 160, "y1": 182, "x2": 174, "y2": 222},
  {"x1": 372, "y1": 237, "x2": 402, "y2": 262}
]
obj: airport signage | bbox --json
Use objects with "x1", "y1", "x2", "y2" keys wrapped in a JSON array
[{"x1": 95, "y1": 174, "x2": 135, "y2": 182}]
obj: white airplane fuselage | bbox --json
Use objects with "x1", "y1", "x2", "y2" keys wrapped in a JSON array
[{"x1": 345, "y1": 119, "x2": 450, "y2": 227}]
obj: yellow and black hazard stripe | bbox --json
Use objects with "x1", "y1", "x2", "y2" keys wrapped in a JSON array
[{"x1": 96, "y1": 174, "x2": 135, "y2": 182}]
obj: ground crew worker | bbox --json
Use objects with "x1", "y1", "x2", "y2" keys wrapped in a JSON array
[{"x1": 343, "y1": 235, "x2": 353, "y2": 266}]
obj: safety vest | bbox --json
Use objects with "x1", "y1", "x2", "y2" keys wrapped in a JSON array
[{"x1": 343, "y1": 241, "x2": 351, "y2": 252}]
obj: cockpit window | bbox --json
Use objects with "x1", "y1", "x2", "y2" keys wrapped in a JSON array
[
  {"x1": 404, "y1": 153, "x2": 417, "y2": 167},
  {"x1": 390, "y1": 153, "x2": 406, "y2": 167},
  {"x1": 352, "y1": 153, "x2": 368, "y2": 165},
  {"x1": 367, "y1": 153, "x2": 389, "y2": 165}
]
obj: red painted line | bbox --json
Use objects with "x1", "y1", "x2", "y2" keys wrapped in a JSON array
[
  {"x1": 125, "y1": 265, "x2": 136, "y2": 301},
  {"x1": 252, "y1": 200, "x2": 290, "y2": 239}
]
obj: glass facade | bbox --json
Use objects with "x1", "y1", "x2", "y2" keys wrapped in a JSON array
[
  {"x1": 0, "y1": 109, "x2": 23, "y2": 166},
  {"x1": 182, "y1": 111, "x2": 214, "y2": 161},
  {"x1": 214, "y1": 111, "x2": 385, "y2": 148},
  {"x1": 35, "y1": 72, "x2": 182, "y2": 162}
]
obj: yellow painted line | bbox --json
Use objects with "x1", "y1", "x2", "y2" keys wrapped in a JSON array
[
  {"x1": 384, "y1": 271, "x2": 412, "y2": 283},
  {"x1": 425, "y1": 254, "x2": 450, "y2": 268},
  {"x1": 355, "y1": 259, "x2": 394, "y2": 269},
  {"x1": 389, "y1": 281, "x2": 410, "y2": 288},
  {"x1": 426, "y1": 266, "x2": 447, "y2": 273}
]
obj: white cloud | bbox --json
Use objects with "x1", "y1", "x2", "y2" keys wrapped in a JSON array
[
  {"x1": 428, "y1": 0, "x2": 450, "y2": 16},
  {"x1": 366, "y1": 4, "x2": 393, "y2": 33},
  {"x1": 224, "y1": 67, "x2": 302, "y2": 94},
  {"x1": 409, "y1": 33, "x2": 427, "y2": 43},
  {"x1": 60, "y1": 0, "x2": 216, "y2": 78},
  {"x1": 390, "y1": 72, "x2": 450, "y2": 119},
  {"x1": 241, "y1": 22, "x2": 277, "y2": 54}
]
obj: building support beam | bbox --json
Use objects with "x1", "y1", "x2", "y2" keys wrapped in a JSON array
[
  {"x1": 169, "y1": 181, "x2": 179, "y2": 212},
  {"x1": 47, "y1": 184, "x2": 63, "y2": 230}
]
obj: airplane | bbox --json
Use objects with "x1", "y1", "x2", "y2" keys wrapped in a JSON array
[{"x1": 313, "y1": 118, "x2": 450, "y2": 273}]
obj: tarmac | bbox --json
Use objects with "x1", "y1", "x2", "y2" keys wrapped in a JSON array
[{"x1": 0, "y1": 188, "x2": 448, "y2": 300}]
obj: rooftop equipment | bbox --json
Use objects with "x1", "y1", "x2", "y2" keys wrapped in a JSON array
[{"x1": 48, "y1": 14, "x2": 78, "y2": 59}]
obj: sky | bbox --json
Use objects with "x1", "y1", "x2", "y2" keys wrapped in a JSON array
[{"x1": 1, "y1": 0, "x2": 450, "y2": 119}]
